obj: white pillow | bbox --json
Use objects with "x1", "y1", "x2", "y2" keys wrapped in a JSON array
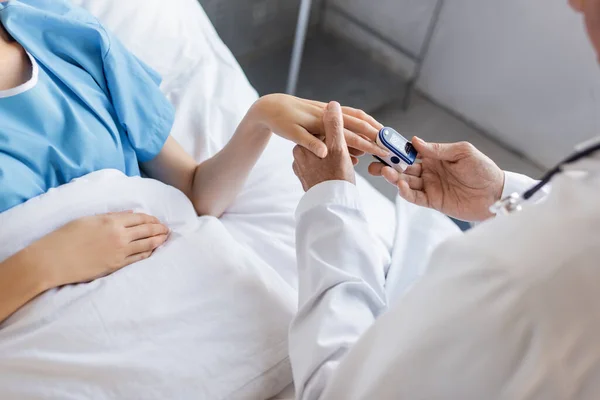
[{"x1": 71, "y1": 0, "x2": 260, "y2": 162}]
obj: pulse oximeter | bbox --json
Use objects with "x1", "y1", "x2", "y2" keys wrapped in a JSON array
[{"x1": 374, "y1": 127, "x2": 418, "y2": 172}]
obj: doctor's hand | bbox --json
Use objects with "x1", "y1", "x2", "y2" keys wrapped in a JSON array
[
  {"x1": 369, "y1": 138, "x2": 505, "y2": 222},
  {"x1": 292, "y1": 101, "x2": 356, "y2": 191},
  {"x1": 253, "y1": 94, "x2": 387, "y2": 161}
]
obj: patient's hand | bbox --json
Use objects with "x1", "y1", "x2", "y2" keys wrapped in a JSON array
[
  {"x1": 34, "y1": 212, "x2": 169, "y2": 287},
  {"x1": 253, "y1": 93, "x2": 388, "y2": 162},
  {"x1": 369, "y1": 138, "x2": 504, "y2": 222}
]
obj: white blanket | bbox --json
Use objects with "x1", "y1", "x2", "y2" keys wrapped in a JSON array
[{"x1": 0, "y1": 170, "x2": 296, "y2": 400}]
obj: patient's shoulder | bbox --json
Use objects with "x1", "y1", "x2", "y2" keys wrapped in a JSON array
[
  {"x1": 3, "y1": 0, "x2": 110, "y2": 58},
  {"x1": 8, "y1": 0, "x2": 101, "y2": 26}
]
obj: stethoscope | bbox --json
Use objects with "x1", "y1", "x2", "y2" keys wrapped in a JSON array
[{"x1": 490, "y1": 137, "x2": 600, "y2": 215}]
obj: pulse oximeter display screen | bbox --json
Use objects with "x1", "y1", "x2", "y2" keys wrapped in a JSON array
[{"x1": 381, "y1": 128, "x2": 417, "y2": 164}]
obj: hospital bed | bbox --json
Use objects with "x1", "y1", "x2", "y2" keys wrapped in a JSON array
[{"x1": 0, "y1": 0, "x2": 459, "y2": 398}]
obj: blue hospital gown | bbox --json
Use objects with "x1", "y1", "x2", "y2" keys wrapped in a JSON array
[{"x1": 0, "y1": 0, "x2": 175, "y2": 213}]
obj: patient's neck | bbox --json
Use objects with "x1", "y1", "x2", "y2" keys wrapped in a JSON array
[
  {"x1": 0, "y1": 25, "x2": 32, "y2": 91},
  {"x1": 0, "y1": 23, "x2": 11, "y2": 44}
]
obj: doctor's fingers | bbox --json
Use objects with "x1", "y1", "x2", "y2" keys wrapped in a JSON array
[
  {"x1": 570, "y1": 0, "x2": 584, "y2": 12},
  {"x1": 293, "y1": 143, "x2": 313, "y2": 162},
  {"x1": 404, "y1": 163, "x2": 423, "y2": 177},
  {"x1": 292, "y1": 160, "x2": 309, "y2": 191},
  {"x1": 397, "y1": 180, "x2": 430, "y2": 208},
  {"x1": 292, "y1": 160, "x2": 299, "y2": 177},
  {"x1": 323, "y1": 101, "x2": 348, "y2": 151},
  {"x1": 368, "y1": 162, "x2": 422, "y2": 178},
  {"x1": 381, "y1": 167, "x2": 423, "y2": 190},
  {"x1": 397, "y1": 173, "x2": 424, "y2": 191}
]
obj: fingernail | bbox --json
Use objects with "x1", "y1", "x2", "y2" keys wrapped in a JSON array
[
  {"x1": 382, "y1": 168, "x2": 397, "y2": 184},
  {"x1": 379, "y1": 149, "x2": 391, "y2": 157},
  {"x1": 327, "y1": 101, "x2": 341, "y2": 112},
  {"x1": 318, "y1": 147, "x2": 328, "y2": 158}
]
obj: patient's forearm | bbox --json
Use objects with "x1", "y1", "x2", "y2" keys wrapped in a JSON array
[
  {"x1": 190, "y1": 103, "x2": 272, "y2": 217},
  {"x1": 0, "y1": 249, "x2": 51, "y2": 324}
]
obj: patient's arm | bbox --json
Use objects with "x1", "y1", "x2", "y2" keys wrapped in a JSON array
[
  {"x1": 142, "y1": 94, "x2": 386, "y2": 218},
  {"x1": 0, "y1": 212, "x2": 168, "y2": 324},
  {"x1": 0, "y1": 250, "x2": 49, "y2": 325},
  {"x1": 141, "y1": 115, "x2": 272, "y2": 218}
]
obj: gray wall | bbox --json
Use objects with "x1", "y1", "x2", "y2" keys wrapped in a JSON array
[
  {"x1": 324, "y1": 0, "x2": 600, "y2": 168},
  {"x1": 200, "y1": 0, "x2": 323, "y2": 60}
]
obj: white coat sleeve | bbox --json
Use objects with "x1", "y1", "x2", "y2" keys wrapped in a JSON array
[
  {"x1": 290, "y1": 180, "x2": 388, "y2": 400},
  {"x1": 502, "y1": 171, "x2": 549, "y2": 202}
]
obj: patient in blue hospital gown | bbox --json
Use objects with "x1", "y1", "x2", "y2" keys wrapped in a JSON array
[{"x1": 0, "y1": 0, "x2": 388, "y2": 324}]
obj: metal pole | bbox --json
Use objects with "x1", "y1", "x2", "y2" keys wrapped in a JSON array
[{"x1": 287, "y1": 0, "x2": 313, "y2": 95}]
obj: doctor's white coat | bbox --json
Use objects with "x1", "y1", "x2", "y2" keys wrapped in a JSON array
[{"x1": 290, "y1": 161, "x2": 600, "y2": 400}]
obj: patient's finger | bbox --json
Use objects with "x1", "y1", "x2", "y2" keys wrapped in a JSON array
[
  {"x1": 294, "y1": 126, "x2": 328, "y2": 158},
  {"x1": 397, "y1": 180, "x2": 429, "y2": 208},
  {"x1": 349, "y1": 147, "x2": 366, "y2": 157},
  {"x1": 128, "y1": 222, "x2": 169, "y2": 241},
  {"x1": 345, "y1": 129, "x2": 387, "y2": 158},
  {"x1": 107, "y1": 210, "x2": 134, "y2": 215},
  {"x1": 129, "y1": 234, "x2": 168, "y2": 255},
  {"x1": 351, "y1": 156, "x2": 359, "y2": 166},
  {"x1": 368, "y1": 162, "x2": 385, "y2": 176},
  {"x1": 343, "y1": 115, "x2": 380, "y2": 141},
  {"x1": 124, "y1": 250, "x2": 154, "y2": 266},
  {"x1": 341, "y1": 106, "x2": 384, "y2": 131},
  {"x1": 119, "y1": 212, "x2": 161, "y2": 227},
  {"x1": 304, "y1": 99, "x2": 383, "y2": 132}
]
